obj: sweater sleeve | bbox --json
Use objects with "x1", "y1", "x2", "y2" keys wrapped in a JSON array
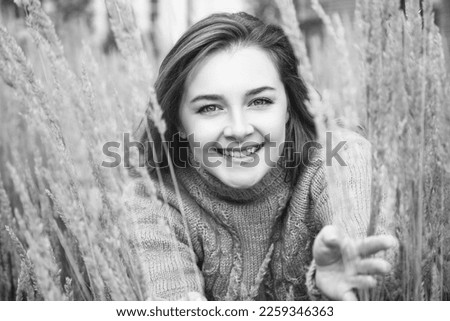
[
  {"x1": 311, "y1": 130, "x2": 373, "y2": 236},
  {"x1": 122, "y1": 178, "x2": 205, "y2": 300},
  {"x1": 306, "y1": 130, "x2": 396, "y2": 300}
]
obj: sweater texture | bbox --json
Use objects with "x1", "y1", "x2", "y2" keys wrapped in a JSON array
[{"x1": 124, "y1": 132, "x2": 390, "y2": 300}]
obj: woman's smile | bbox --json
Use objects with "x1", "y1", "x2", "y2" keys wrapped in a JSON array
[{"x1": 214, "y1": 142, "x2": 264, "y2": 160}]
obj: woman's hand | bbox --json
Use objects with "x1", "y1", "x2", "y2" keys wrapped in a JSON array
[{"x1": 313, "y1": 225, "x2": 396, "y2": 301}]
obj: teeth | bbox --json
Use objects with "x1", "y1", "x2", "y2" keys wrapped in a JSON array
[{"x1": 219, "y1": 144, "x2": 262, "y2": 158}]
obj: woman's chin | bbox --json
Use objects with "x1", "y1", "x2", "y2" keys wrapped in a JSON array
[
  {"x1": 201, "y1": 161, "x2": 272, "y2": 189},
  {"x1": 223, "y1": 179, "x2": 259, "y2": 189},
  {"x1": 217, "y1": 172, "x2": 264, "y2": 189}
]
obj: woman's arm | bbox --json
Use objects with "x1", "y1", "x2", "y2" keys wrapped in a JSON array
[
  {"x1": 306, "y1": 130, "x2": 397, "y2": 300},
  {"x1": 123, "y1": 178, "x2": 205, "y2": 300}
]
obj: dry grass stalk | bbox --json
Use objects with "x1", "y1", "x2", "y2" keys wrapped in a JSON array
[{"x1": 274, "y1": 0, "x2": 314, "y2": 85}]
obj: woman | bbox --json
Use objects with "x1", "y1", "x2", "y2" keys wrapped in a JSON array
[{"x1": 124, "y1": 12, "x2": 395, "y2": 301}]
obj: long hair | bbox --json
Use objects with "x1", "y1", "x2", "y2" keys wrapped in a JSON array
[{"x1": 139, "y1": 12, "x2": 317, "y2": 185}]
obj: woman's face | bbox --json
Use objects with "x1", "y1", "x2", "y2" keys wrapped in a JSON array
[{"x1": 179, "y1": 46, "x2": 289, "y2": 189}]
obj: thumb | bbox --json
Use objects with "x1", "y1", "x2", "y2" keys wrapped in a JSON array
[{"x1": 313, "y1": 225, "x2": 344, "y2": 267}]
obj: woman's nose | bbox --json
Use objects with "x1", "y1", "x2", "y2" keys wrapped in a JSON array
[{"x1": 223, "y1": 111, "x2": 254, "y2": 141}]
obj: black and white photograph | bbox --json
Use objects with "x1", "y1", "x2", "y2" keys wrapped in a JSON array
[{"x1": 0, "y1": 0, "x2": 449, "y2": 319}]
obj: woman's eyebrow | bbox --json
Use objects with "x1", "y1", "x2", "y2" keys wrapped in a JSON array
[
  {"x1": 189, "y1": 86, "x2": 275, "y2": 104},
  {"x1": 245, "y1": 86, "x2": 276, "y2": 97},
  {"x1": 190, "y1": 94, "x2": 224, "y2": 104}
]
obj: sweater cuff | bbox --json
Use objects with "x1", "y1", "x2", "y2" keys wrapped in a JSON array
[{"x1": 306, "y1": 260, "x2": 329, "y2": 301}]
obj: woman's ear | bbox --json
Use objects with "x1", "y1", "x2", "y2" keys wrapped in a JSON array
[{"x1": 285, "y1": 110, "x2": 290, "y2": 124}]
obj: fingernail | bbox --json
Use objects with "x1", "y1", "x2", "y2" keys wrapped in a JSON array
[
  {"x1": 386, "y1": 236, "x2": 397, "y2": 248},
  {"x1": 325, "y1": 234, "x2": 340, "y2": 248}
]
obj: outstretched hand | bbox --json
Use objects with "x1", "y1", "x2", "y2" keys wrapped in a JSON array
[{"x1": 313, "y1": 225, "x2": 396, "y2": 301}]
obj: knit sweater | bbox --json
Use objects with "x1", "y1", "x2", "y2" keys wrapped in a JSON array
[{"x1": 124, "y1": 132, "x2": 389, "y2": 301}]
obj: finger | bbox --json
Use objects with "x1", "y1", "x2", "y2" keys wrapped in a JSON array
[
  {"x1": 350, "y1": 275, "x2": 377, "y2": 290},
  {"x1": 355, "y1": 258, "x2": 391, "y2": 275},
  {"x1": 342, "y1": 290, "x2": 358, "y2": 301},
  {"x1": 356, "y1": 235, "x2": 397, "y2": 257},
  {"x1": 321, "y1": 225, "x2": 342, "y2": 248}
]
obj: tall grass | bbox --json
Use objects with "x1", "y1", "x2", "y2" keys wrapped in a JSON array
[
  {"x1": 0, "y1": 0, "x2": 153, "y2": 300},
  {"x1": 0, "y1": 0, "x2": 449, "y2": 301},
  {"x1": 276, "y1": 0, "x2": 450, "y2": 300}
]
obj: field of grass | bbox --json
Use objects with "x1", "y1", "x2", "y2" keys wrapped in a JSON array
[{"x1": 0, "y1": 0, "x2": 449, "y2": 300}]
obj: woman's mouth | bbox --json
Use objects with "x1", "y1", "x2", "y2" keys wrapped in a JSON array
[{"x1": 214, "y1": 143, "x2": 264, "y2": 159}]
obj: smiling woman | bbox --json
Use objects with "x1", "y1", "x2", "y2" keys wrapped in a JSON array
[
  {"x1": 179, "y1": 46, "x2": 288, "y2": 189},
  {"x1": 124, "y1": 12, "x2": 396, "y2": 301}
]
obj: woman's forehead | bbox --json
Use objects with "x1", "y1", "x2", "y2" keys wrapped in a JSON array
[{"x1": 183, "y1": 46, "x2": 283, "y2": 98}]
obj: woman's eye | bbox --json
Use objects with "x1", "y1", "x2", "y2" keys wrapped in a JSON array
[
  {"x1": 198, "y1": 105, "x2": 221, "y2": 114},
  {"x1": 250, "y1": 98, "x2": 272, "y2": 106}
]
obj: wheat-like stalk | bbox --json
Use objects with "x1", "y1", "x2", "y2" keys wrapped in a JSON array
[{"x1": 274, "y1": 0, "x2": 314, "y2": 85}]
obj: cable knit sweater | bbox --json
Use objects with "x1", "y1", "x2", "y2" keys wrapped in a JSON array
[{"x1": 123, "y1": 132, "x2": 388, "y2": 301}]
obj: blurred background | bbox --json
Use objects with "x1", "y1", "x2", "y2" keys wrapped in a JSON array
[{"x1": 1, "y1": 0, "x2": 449, "y2": 67}]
